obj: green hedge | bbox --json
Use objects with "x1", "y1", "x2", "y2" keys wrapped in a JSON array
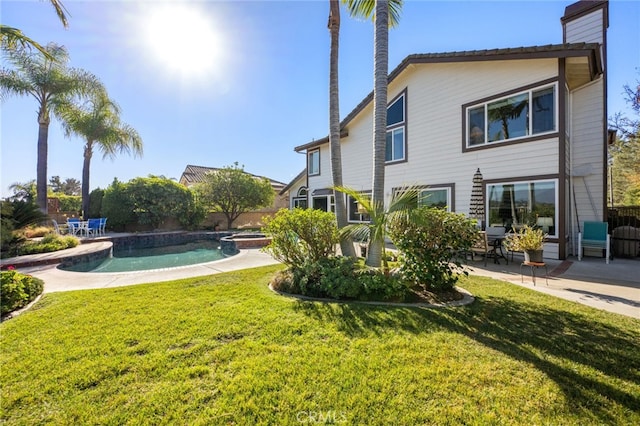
[
  {"x1": 18, "y1": 233, "x2": 79, "y2": 255},
  {"x1": 1, "y1": 268, "x2": 44, "y2": 315}
]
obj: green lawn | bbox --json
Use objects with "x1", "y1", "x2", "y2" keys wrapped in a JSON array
[{"x1": 1, "y1": 265, "x2": 639, "y2": 425}]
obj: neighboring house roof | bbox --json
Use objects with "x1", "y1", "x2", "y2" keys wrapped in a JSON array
[
  {"x1": 179, "y1": 165, "x2": 286, "y2": 191},
  {"x1": 294, "y1": 42, "x2": 602, "y2": 153},
  {"x1": 279, "y1": 169, "x2": 307, "y2": 195}
]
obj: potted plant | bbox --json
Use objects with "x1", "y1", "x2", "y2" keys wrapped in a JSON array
[{"x1": 505, "y1": 225, "x2": 547, "y2": 263}]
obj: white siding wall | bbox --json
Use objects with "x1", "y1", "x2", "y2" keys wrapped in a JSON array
[
  {"x1": 305, "y1": 55, "x2": 608, "y2": 259},
  {"x1": 564, "y1": 9, "x2": 604, "y2": 44},
  {"x1": 570, "y1": 77, "x2": 606, "y2": 259}
]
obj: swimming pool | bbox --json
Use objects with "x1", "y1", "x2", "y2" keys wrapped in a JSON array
[{"x1": 60, "y1": 239, "x2": 228, "y2": 273}]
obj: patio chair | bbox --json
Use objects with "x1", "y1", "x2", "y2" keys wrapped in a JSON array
[
  {"x1": 470, "y1": 231, "x2": 496, "y2": 266},
  {"x1": 51, "y1": 219, "x2": 68, "y2": 235},
  {"x1": 87, "y1": 218, "x2": 102, "y2": 237},
  {"x1": 99, "y1": 217, "x2": 107, "y2": 236},
  {"x1": 578, "y1": 221, "x2": 611, "y2": 264},
  {"x1": 67, "y1": 218, "x2": 81, "y2": 236}
]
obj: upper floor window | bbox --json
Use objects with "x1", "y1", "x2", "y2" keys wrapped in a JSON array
[
  {"x1": 386, "y1": 92, "x2": 406, "y2": 163},
  {"x1": 308, "y1": 149, "x2": 320, "y2": 176},
  {"x1": 467, "y1": 84, "x2": 556, "y2": 147}
]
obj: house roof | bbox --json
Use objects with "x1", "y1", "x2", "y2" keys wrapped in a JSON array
[
  {"x1": 294, "y1": 42, "x2": 602, "y2": 153},
  {"x1": 279, "y1": 169, "x2": 307, "y2": 195},
  {"x1": 179, "y1": 164, "x2": 286, "y2": 190}
]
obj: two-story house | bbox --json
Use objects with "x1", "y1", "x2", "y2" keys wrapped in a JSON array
[{"x1": 290, "y1": 0, "x2": 609, "y2": 260}]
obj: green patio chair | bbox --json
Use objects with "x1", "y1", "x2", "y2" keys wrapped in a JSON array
[{"x1": 578, "y1": 221, "x2": 611, "y2": 264}]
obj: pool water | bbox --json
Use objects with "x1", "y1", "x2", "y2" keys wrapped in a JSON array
[{"x1": 61, "y1": 240, "x2": 227, "y2": 273}]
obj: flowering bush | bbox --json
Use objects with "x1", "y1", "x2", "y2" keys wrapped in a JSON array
[{"x1": 1, "y1": 267, "x2": 44, "y2": 315}]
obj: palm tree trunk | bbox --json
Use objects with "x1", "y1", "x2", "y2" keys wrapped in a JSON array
[
  {"x1": 329, "y1": 0, "x2": 356, "y2": 258},
  {"x1": 81, "y1": 142, "x2": 93, "y2": 219},
  {"x1": 367, "y1": 0, "x2": 389, "y2": 267},
  {"x1": 36, "y1": 115, "x2": 50, "y2": 214}
]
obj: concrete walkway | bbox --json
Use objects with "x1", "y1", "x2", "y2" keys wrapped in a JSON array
[{"x1": 6, "y1": 244, "x2": 639, "y2": 319}]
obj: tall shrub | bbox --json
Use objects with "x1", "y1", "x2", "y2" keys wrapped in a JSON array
[
  {"x1": 101, "y1": 178, "x2": 135, "y2": 231},
  {"x1": 88, "y1": 188, "x2": 104, "y2": 218},
  {"x1": 262, "y1": 208, "x2": 338, "y2": 268},
  {"x1": 389, "y1": 207, "x2": 478, "y2": 292}
]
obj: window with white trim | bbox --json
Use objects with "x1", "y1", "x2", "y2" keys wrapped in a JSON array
[
  {"x1": 386, "y1": 93, "x2": 405, "y2": 162},
  {"x1": 312, "y1": 195, "x2": 334, "y2": 213},
  {"x1": 418, "y1": 188, "x2": 451, "y2": 211},
  {"x1": 308, "y1": 150, "x2": 320, "y2": 176},
  {"x1": 467, "y1": 84, "x2": 556, "y2": 147},
  {"x1": 293, "y1": 187, "x2": 308, "y2": 209},
  {"x1": 486, "y1": 179, "x2": 557, "y2": 237}
]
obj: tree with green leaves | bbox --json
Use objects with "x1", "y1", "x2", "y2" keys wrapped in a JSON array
[
  {"x1": 335, "y1": 185, "x2": 416, "y2": 272},
  {"x1": 342, "y1": 0, "x2": 404, "y2": 266},
  {"x1": 49, "y1": 176, "x2": 81, "y2": 195},
  {"x1": 8, "y1": 180, "x2": 36, "y2": 202},
  {"x1": 0, "y1": 43, "x2": 103, "y2": 213},
  {"x1": 57, "y1": 89, "x2": 143, "y2": 219},
  {"x1": 609, "y1": 75, "x2": 640, "y2": 206},
  {"x1": 196, "y1": 163, "x2": 275, "y2": 230},
  {"x1": 0, "y1": 0, "x2": 69, "y2": 59}
]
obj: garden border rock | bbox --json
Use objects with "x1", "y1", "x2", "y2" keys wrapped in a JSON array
[{"x1": 268, "y1": 284, "x2": 475, "y2": 308}]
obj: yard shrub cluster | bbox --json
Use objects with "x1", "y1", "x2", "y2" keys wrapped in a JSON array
[
  {"x1": 0, "y1": 199, "x2": 48, "y2": 258},
  {"x1": 1, "y1": 268, "x2": 44, "y2": 315},
  {"x1": 51, "y1": 194, "x2": 81, "y2": 212},
  {"x1": 18, "y1": 233, "x2": 79, "y2": 255},
  {"x1": 262, "y1": 208, "x2": 338, "y2": 266},
  {"x1": 102, "y1": 176, "x2": 205, "y2": 231},
  {"x1": 263, "y1": 208, "x2": 410, "y2": 301},
  {"x1": 388, "y1": 207, "x2": 478, "y2": 292}
]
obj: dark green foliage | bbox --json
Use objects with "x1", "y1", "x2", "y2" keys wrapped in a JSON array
[
  {"x1": 1, "y1": 268, "x2": 44, "y2": 315},
  {"x1": 0, "y1": 199, "x2": 48, "y2": 257},
  {"x1": 274, "y1": 256, "x2": 410, "y2": 301},
  {"x1": 195, "y1": 163, "x2": 275, "y2": 229},
  {"x1": 101, "y1": 177, "x2": 205, "y2": 231},
  {"x1": 1, "y1": 201, "x2": 15, "y2": 249},
  {"x1": 101, "y1": 179, "x2": 135, "y2": 230},
  {"x1": 88, "y1": 188, "x2": 104, "y2": 218},
  {"x1": 262, "y1": 208, "x2": 339, "y2": 267},
  {"x1": 389, "y1": 207, "x2": 478, "y2": 292},
  {"x1": 18, "y1": 233, "x2": 79, "y2": 255},
  {"x1": 1, "y1": 199, "x2": 47, "y2": 230}
]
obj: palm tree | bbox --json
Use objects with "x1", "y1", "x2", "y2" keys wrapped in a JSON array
[
  {"x1": 328, "y1": 0, "x2": 356, "y2": 257},
  {"x1": 0, "y1": 43, "x2": 102, "y2": 213},
  {"x1": 343, "y1": 0, "x2": 403, "y2": 266},
  {"x1": 335, "y1": 185, "x2": 417, "y2": 271},
  {"x1": 1, "y1": 0, "x2": 69, "y2": 59},
  {"x1": 57, "y1": 90, "x2": 143, "y2": 219}
]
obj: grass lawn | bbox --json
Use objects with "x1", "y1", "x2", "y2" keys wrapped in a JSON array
[{"x1": 1, "y1": 265, "x2": 639, "y2": 425}]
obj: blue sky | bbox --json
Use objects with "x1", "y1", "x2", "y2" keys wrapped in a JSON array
[{"x1": 1, "y1": 0, "x2": 638, "y2": 198}]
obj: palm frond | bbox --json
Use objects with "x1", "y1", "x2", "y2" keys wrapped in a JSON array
[{"x1": 341, "y1": 0, "x2": 403, "y2": 28}]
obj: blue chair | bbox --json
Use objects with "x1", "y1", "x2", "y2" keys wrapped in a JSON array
[
  {"x1": 99, "y1": 217, "x2": 107, "y2": 236},
  {"x1": 578, "y1": 221, "x2": 611, "y2": 264},
  {"x1": 87, "y1": 218, "x2": 102, "y2": 237}
]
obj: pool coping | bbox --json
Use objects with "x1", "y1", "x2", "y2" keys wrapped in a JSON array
[{"x1": 0, "y1": 231, "x2": 245, "y2": 270}]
